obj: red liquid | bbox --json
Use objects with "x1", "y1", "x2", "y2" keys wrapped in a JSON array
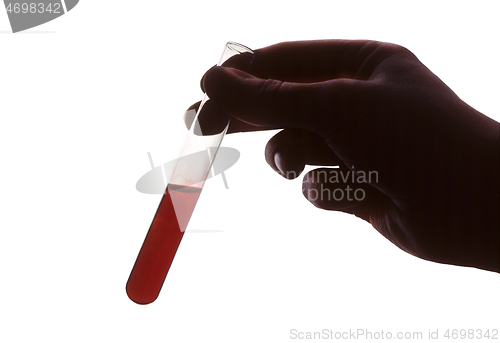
[{"x1": 126, "y1": 185, "x2": 202, "y2": 304}]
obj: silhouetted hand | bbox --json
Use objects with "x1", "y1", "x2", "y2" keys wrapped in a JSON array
[{"x1": 187, "y1": 40, "x2": 500, "y2": 273}]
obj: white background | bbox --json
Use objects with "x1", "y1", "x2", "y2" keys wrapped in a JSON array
[{"x1": 1, "y1": 1, "x2": 499, "y2": 342}]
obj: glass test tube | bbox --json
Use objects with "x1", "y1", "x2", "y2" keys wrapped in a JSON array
[{"x1": 126, "y1": 42, "x2": 254, "y2": 305}]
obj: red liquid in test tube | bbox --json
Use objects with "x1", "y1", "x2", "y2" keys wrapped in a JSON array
[{"x1": 126, "y1": 185, "x2": 201, "y2": 304}]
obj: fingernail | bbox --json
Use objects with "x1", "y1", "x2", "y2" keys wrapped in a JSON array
[
  {"x1": 274, "y1": 150, "x2": 286, "y2": 175},
  {"x1": 302, "y1": 181, "x2": 309, "y2": 197},
  {"x1": 183, "y1": 108, "x2": 196, "y2": 130}
]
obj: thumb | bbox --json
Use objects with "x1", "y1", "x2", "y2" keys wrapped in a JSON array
[{"x1": 203, "y1": 66, "x2": 371, "y2": 137}]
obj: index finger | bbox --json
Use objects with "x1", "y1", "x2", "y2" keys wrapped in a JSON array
[{"x1": 220, "y1": 39, "x2": 386, "y2": 83}]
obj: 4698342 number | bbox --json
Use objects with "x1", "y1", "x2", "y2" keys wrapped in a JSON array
[
  {"x1": 5, "y1": 2, "x2": 61, "y2": 14},
  {"x1": 444, "y1": 329, "x2": 498, "y2": 340}
]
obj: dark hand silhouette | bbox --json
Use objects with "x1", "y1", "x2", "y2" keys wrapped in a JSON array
[{"x1": 187, "y1": 40, "x2": 500, "y2": 273}]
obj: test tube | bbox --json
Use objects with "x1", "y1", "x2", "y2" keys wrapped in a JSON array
[{"x1": 126, "y1": 42, "x2": 254, "y2": 305}]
